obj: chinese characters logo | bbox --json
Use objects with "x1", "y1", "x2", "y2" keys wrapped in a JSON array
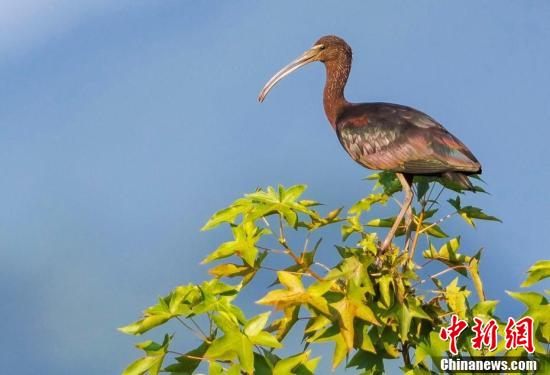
[{"x1": 439, "y1": 315, "x2": 535, "y2": 355}]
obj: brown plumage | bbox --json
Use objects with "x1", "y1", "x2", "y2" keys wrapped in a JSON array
[{"x1": 258, "y1": 35, "x2": 482, "y2": 250}]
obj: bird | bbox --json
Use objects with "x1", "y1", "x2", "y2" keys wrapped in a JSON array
[{"x1": 258, "y1": 35, "x2": 481, "y2": 252}]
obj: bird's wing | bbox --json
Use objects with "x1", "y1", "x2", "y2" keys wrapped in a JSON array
[{"x1": 336, "y1": 103, "x2": 481, "y2": 174}]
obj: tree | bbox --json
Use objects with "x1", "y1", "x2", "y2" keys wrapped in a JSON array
[{"x1": 119, "y1": 173, "x2": 549, "y2": 374}]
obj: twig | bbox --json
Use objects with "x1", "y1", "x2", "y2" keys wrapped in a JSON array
[
  {"x1": 314, "y1": 262, "x2": 331, "y2": 273},
  {"x1": 426, "y1": 185, "x2": 445, "y2": 211},
  {"x1": 417, "y1": 212, "x2": 456, "y2": 234},
  {"x1": 260, "y1": 266, "x2": 314, "y2": 277},
  {"x1": 176, "y1": 316, "x2": 210, "y2": 342},
  {"x1": 168, "y1": 351, "x2": 207, "y2": 361},
  {"x1": 425, "y1": 181, "x2": 437, "y2": 204},
  {"x1": 257, "y1": 245, "x2": 286, "y2": 254},
  {"x1": 401, "y1": 342, "x2": 411, "y2": 367},
  {"x1": 408, "y1": 208, "x2": 425, "y2": 261},
  {"x1": 276, "y1": 214, "x2": 324, "y2": 282},
  {"x1": 278, "y1": 214, "x2": 285, "y2": 242},
  {"x1": 262, "y1": 217, "x2": 272, "y2": 229},
  {"x1": 302, "y1": 231, "x2": 311, "y2": 254},
  {"x1": 190, "y1": 316, "x2": 209, "y2": 340},
  {"x1": 414, "y1": 265, "x2": 470, "y2": 287}
]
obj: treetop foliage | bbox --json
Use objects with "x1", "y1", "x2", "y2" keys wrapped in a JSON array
[{"x1": 120, "y1": 173, "x2": 549, "y2": 374}]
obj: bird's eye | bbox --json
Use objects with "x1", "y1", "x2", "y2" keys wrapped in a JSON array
[{"x1": 319, "y1": 45, "x2": 326, "y2": 50}]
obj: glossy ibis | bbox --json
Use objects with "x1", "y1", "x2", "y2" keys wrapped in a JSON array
[{"x1": 258, "y1": 35, "x2": 481, "y2": 251}]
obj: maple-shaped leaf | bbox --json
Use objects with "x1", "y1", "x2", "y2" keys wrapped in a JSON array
[
  {"x1": 445, "y1": 278, "x2": 471, "y2": 319},
  {"x1": 268, "y1": 305, "x2": 300, "y2": 341},
  {"x1": 205, "y1": 311, "x2": 281, "y2": 374},
  {"x1": 331, "y1": 282, "x2": 380, "y2": 352},
  {"x1": 448, "y1": 196, "x2": 501, "y2": 227},
  {"x1": 326, "y1": 252, "x2": 375, "y2": 295},
  {"x1": 164, "y1": 341, "x2": 209, "y2": 374},
  {"x1": 521, "y1": 260, "x2": 550, "y2": 288},
  {"x1": 308, "y1": 323, "x2": 349, "y2": 369},
  {"x1": 422, "y1": 237, "x2": 470, "y2": 276},
  {"x1": 202, "y1": 221, "x2": 269, "y2": 266},
  {"x1": 119, "y1": 285, "x2": 200, "y2": 335},
  {"x1": 123, "y1": 334, "x2": 172, "y2": 375},
  {"x1": 256, "y1": 271, "x2": 332, "y2": 316},
  {"x1": 244, "y1": 185, "x2": 320, "y2": 227},
  {"x1": 367, "y1": 216, "x2": 448, "y2": 238},
  {"x1": 415, "y1": 331, "x2": 448, "y2": 366},
  {"x1": 272, "y1": 351, "x2": 314, "y2": 374},
  {"x1": 202, "y1": 184, "x2": 319, "y2": 231},
  {"x1": 506, "y1": 290, "x2": 550, "y2": 351}
]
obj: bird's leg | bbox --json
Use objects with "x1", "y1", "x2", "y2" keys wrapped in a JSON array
[
  {"x1": 403, "y1": 203, "x2": 414, "y2": 254},
  {"x1": 380, "y1": 173, "x2": 414, "y2": 252}
]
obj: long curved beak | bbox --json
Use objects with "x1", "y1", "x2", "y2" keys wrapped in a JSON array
[{"x1": 258, "y1": 45, "x2": 323, "y2": 102}]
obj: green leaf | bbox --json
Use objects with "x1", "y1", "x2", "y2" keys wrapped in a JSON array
[
  {"x1": 349, "y1": 193, "x2": 389, "y2": 215},
  {"x1": 300, "y1": 207, "x2": 343, "y2": 230},
  {"x1": 469, "y1": 256, "x2": 485, "y2": 301},
  {"x1": 205, "y1": 313, "x2": 255, "y2": 373},
  {"x1": 244, "y1": 311, "x2": 271, "y2": 336},
  {"x1": 415, "y1": 331, "x2": 448, "y2": 365},
  {"x1": 273, "y1": 351, "x2": 311, "y2": 374},
  {"x1": 282, "y1": 184, "x2": 307, "y2": 202},
  {"x1": 208, "y1": 263, "x2": 250, "y2": 278},
  {"x1": 294, "y1": 357, "x2": 321, "y2": 375},
  {"x1": 367, "y1": 171, "x2": 401, "y2": 195},
  {"x1": 123, "y1": 335, "x2": 172, "y2": 375},
  {"x1": 257, "y1": 272, "x2": 330, "y2": 315},
  {"x1": 123, "y1": 356, "x2": 164, "y2": 375},
  {"x1": 202, "y1": 202, "x2": 251, "y2": 231},
  {"x1": 448, "y1": 196, "x2": 501, "y2": 227},
  {"x1": 341, "y1": 215, "x2": 364, "y2": 240},
  {"x1": 202, "y1": 221, "x2": 268, "y2": 266},
  {"x1": 250, "y1": 331, "x2": 282, "y2": 348},
  {"x1": 244, "y1": 184, "x2": 318, "y2": 227},
  {"x1": 278, "y1": 271, "x2": 304, "y2": 291},
  {"x1": 368, "y1": 217, "x2": 448, "y2": 238},
  {"x1": 506, "y1": 291, "x2": 547, "y2": 311},
  {"x1": 378, "y1": 274, "x2": 393, "y2": 308},
  {"x1": 416, "y1": 179, "x2": 431, "y2": 201},
  {"x1": 445, "y1": 278, "x2": 470, "y2": 319},
  {"x1": 269, "y1": 306, "x2": 300, "y2": 341},
  {"x1": 422, "y1": 237, "x2": 470, "y2": 276},
  {"x1": 397, "y1": 304, "x2": 412, "y2": 341},
  {"x1": 348, "y1": 349, "x2": 385, "y2": 373},
  {"x1": 326, "y1": 254, "x2": 375, "y2": 295},
  {"x1": 471, "y1": 300, "x2": 499, "y2": 319},
  {"x1": 165, "y1": 341, "x2": 209, "y2": 374},
  {"x1": 311, "y1": 324, "x2": 348, "y2": 369},
  {"x1": 406, "y1": 297, "x2": 432, "y2": 321},
  {"x1": 355, "y1": 322, "x2": 377, "y2": 353},
  {"x1": 521, "y1": 260, "x2": 550, "y2": 287},
  {"x1": 119, "y1": 285, "x2": 201, "y2": 335},
  {"x1": 254, "y1": 352, "x2": 275, "y2": 375},
  {"x1": 202, "y1": 185, "x2": 318, "y2": 231},
  {"x1": 208, "y1": 361, "x2": 224, "y2": 375},
  {"x1": 330, "y1": 283, "x2": 380, "y2": 356},
  {"x1": 119, "y1": 314, "x2": 172, "y2": 336}
]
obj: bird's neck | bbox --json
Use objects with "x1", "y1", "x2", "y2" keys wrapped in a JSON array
[{"x1": 323, "y1": 56, "x2": 351, "y2": 129}]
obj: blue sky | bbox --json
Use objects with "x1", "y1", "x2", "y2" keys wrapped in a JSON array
[{"x1": 1, "y1": 1, "x2": 549, "y2": 373}]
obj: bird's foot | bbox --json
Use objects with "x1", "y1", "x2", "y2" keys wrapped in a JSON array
[{"x1": 374, "y1": 241, "x2": 391, "y2": 268}]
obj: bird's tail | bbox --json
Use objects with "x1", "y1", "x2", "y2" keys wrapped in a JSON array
[{"x1": 442, "y1": 171, "x2": 475, "y2": 191}]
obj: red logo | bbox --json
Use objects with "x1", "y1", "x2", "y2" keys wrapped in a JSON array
[
  {"x1": 504, "y1": 317, "x2": 535, "y2": 353},
  {"x1": 440, "y1": 315, "x2": 535, "y2": 355},
  {"x1": 471, "y1": 317, "x2": 498, "y2": 351},
  {"x1": 439, "y1": 314, "x2": 468, "y2": 355}
]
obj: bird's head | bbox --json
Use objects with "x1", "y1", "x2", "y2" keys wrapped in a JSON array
[{"x1": 258, "y1": 35, "x2": 352, "y2": 102}]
